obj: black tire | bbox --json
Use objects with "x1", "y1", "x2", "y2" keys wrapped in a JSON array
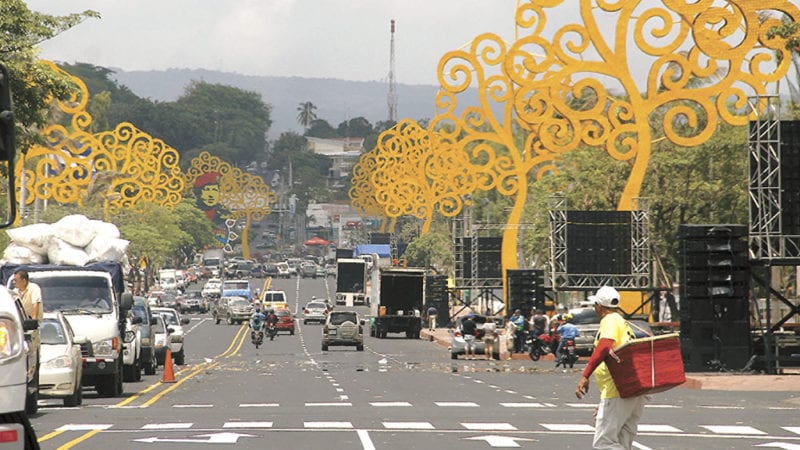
[
  {"x1": 227, "y1": 315, "x2": 234, "y2": 325},
  {"x1": 63, "y1": 377, "x2": 82, "y2": 407},
  {"x1": 290, "y1": 329, "x2": 294, "y2": 335},
  {"x1": 123, "y1": 364, "x2": 137, "y2": 382},
  {"x1": 96, "y1": 370, "x2": 121, "y2": 398},
  {"x1": 369, "y1": 327, "x2": 375, "y2": 337},
  {"x1": 215, "y1": 315, "x2": 221, "y2": 325},
  {"x1": 24, "y1": 387, "x2": 38, "y2": 415},
  {"x1": 321, "y1": 344, "x2": 328, "y2": 351},
  {"x1": 303, "y1": 320, "x2": 308, "y2": 325},
  {"x1": 529, "y1": 347, "x2": 541, "y2": 361},
  {"x1": 144, "y1": 358, "x2": 156, "y2": 375},
  {"x1": 134, "y1": 359, "x2": 142, "y2": 381},
  {"x1": 451, "y1": 352, "x2": 458, "y2": 360},
  {"x1": 174, "y1": 349, "x2": 185, "y2": 365},
  {"x1": 356, "y1": 344, "x2": 364, "y2": 351}
]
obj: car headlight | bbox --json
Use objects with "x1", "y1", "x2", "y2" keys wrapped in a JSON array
[
  {"x1": 0, "y1": 318, "x2": 22, "y2": 360},
  {"x1": 93, "y1": 338, "x2": 117, "y2": 357},
  {"x1": 43, "y1": 355, "x2": 73, "y2": 370},
  {"x1": 124, "y1": 331, "x2": 136, "y2": 343}
]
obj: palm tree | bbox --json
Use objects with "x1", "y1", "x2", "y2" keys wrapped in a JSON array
[{"x1": 297, "y1": 101, "x2": 318, "y2": 130}]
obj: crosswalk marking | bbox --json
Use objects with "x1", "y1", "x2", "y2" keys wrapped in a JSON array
[
  {"x1": 638, "y1": 424, "x2": 682, "y2": 433},
  {"x1": 435, "y1": 401, "x2": 478, "y2": 407},
  {"x1": 370, "y1": 401, "x2": 412, "y2": 407},
  {"x1": 223, "y1": 422, "x2": 273, "y2": 428},
  {"x1": 383, "y1": 422, "x2": 435, "y2": 430},
  {"x1": 462, "y1": 423, "x2": 518, "y2": 431},
  {"x1": 784, "y1": 427, "x2": 800, "y2": 435},
  {"x1": 141, "y1": 423, "x2": 193, "y2": 429},
  {"x1": 501, "y1": 402, "x2": 546, "y2": 408},
  {"x1": 701, "y1": 425, "x2": 766, "y2": 435},
  {"x1": 541, "y1": 424, "x2": 595, "y2": 432},
  {"x1": 304, "y1": 421, "x2": 353, "y2": 429}
]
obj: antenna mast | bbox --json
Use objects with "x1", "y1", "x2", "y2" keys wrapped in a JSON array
[{"x1": 387, "y1": 19, "x2": 398, "y2": 123}]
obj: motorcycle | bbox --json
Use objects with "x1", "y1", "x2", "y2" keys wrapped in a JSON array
[
  {"x1": 527, "y1": 333, "x2": 553, "y2": 361},
  {"x1": 251, "y1": 322, "x2": 265, "y2": 349},
  {"x1": 267, "y1": 323, "x2": 278, "y2": 341},
  {"x1": 555, "y1": 338, "x2": 578, "y2": 368}
]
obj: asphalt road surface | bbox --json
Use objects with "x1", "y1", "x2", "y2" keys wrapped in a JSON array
[{"x1": 30, "y1": 276, "x2": 800, "y2": 449}]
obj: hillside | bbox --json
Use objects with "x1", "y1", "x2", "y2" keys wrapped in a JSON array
[{"x1": 110, "y1": 69, "x2": 480, "y2": 140}]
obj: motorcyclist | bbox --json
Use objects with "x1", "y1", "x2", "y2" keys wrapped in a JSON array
[
  {"x1": 555, "y1": 313, "x2": 579, "y2": 364},
  {"x1": 249, "y1": 304, "x2": 266, "y2": 341},
  {"x1": 531, "y1": 309, "x2": 549, "y2": 339},
  {"x1": 265, "y1": 307, "x2": 279, "y2": 338}
]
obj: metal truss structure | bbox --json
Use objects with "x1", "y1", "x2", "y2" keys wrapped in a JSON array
[
  {"x1": 747, "y1": 96, "x2": 800, "y2": 263},
  {"x1": 549, "y1": 196, "x2": 651, "y2": 290}
]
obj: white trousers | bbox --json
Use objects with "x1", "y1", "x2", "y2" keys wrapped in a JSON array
[{"x1": 593, "y1": 395, "x2": 646, "y2": 449}]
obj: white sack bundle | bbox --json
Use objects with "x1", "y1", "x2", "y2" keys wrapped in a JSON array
[
  {"x1": 86, "y1": 235, "x2": 129, "y2": 263},
  {"x1": 5, "y1": 223, "x2": 54, "y2": 254},
  {"x1": 47, "y1": 237, "x2": 90, "y2": 266},
  {"x1": 2, "y1": 242, "x2": 47, "y2": 264},
  {"x1": 53, "y1": 214, "x2": 96, "y2": 248},
  {"x1": 89, "y1": 220, "x2": 121, "y2": 240}
]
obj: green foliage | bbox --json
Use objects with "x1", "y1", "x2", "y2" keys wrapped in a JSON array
[
  {"x1": 403, "y1": 221, "x2": 452, "y2": 271},
  {"x1": 297, "y1": 101, "x2": 317, "y2": 129},
  {"x1": 305, "y1": 119, "x2": 338, "y2": 138},
  {"x1": 337, "y1": 117, "x2": 373, "y2": 137}
]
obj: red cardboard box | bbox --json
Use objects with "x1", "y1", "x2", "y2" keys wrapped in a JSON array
[{"x1": 606, "y1": 333, "x2": 685, "y2": 398}]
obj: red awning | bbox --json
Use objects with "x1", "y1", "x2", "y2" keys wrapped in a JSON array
[{"x1": 304, "y1": 236, "x2": 330, "y2": 246}]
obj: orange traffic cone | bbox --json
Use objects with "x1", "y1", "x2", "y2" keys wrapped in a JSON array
[{"x1": 162, "y1": 348, "x2": 176, "y2": 383}]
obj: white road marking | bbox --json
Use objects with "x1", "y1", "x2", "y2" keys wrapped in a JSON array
[
  {"x1": 370, "y1": 401, "x2": 412, "y2": 407},
  {"x1": 304, "y1": 422, "x2": 353, "y2": 428},
  {"x1": 466, "y1": 435, "x2": 533, "y2": 448},
  {"x1": 644, "y1": 404, "x2": 680, "y2": 409},
  {"x1": 435, "y1": 401, "x2": 479, "y2": 407},
  {"x1": 565, "y1": 403, "x2": 595, "y2": 408},
  {"x1": 462, "y1": 423, "x2": 518, "y2": 431},
  {"x1": 500, "y1": 402, "x2": 546, "y2": 408},
  {"x1": 56, "y1": 424, "x2": 113, "y2": 431},
  {"x1": 239, "y1": 403, "x2": 279, "y2": 407},
  {"x1": 541, "y1": 423, "x2": 595, "y2": 432},
  {"x1": 785, "y1": 427, "x2": 800, "y2": 435},
  {"x1": 632, "y1": 442, "x2": 654, "y2": 450},
  {"x1": 638, "y1": 424, "x2": 682, "y2": 433},
  {"x1": 701, "y1": 425, "x2": 766, "y2": 435},
  {"x1": 141, "y1": 423, "x2": 194, "y2": 429},
  {"x1": 305, "y1": 402, "x2": 352, "y2": 407},
  {"x1": 699, "y1": 405, "x2": 745, "y2": 410},
  {"x1": 357, "y1": 430, "x2": 376, "y2": 450},
  {"x1": 504, "y1": 390, "x2": 517, "y2": 394},
  {"x1": 223, "y1": 422, "x2": 273, "y2": 428},
  {"x1": 383, "y1": 422, "x2": 435, "y2": 430}
]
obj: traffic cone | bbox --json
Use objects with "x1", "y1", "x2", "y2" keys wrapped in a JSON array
[{"x1": 162, "y1": 348, "x2": 176, "y2": 383}]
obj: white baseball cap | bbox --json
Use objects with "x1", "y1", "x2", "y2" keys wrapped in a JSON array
[{"x1": 588, "y1": 286, "x2": 620, "y2": 308}]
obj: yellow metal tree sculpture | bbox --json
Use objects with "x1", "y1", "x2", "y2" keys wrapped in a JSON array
[
  {"x1": 185, "y1": 151, "x2": 277, "y2": 259},
  {"x1": 508, "y1": 0, "x2": 799, "y2": 210}
]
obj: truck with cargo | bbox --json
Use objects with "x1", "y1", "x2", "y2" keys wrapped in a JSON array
[
  {"x1": 370, "y1": 267, "x2": 425, "y2": 339},
  {"x1": 1, "y1": 262, "x2": 134, "y2": 398},
  {"x1": 335, "y1": 258, "x2": 368, "y2": 306},
  {"x1": 202, "y1": 248, "x2": 224, "y2": 278},
  {"x1": 159, "y1": 268, "x2": 178, "y2": 291}
]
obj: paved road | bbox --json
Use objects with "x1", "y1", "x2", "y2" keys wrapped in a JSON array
[{"x1": 30, "y1": 276, "x2": 800, "y2": 449}]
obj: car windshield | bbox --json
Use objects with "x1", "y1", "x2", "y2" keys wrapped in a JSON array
[
  {"x1": 40, "y1": 319, "x2": 67, "y2": 345},
  {"x1": 330, "y1": 312, "x2": 357, "y2": 325},
  {"x1": 153, "y1": 318, "x2": 166, "y2": 333},
  {"x1": 32, "y1": 275, "x2": 113, "y2": 313},
  {"x1": 570, "y1": 308, "x2": 599, "y2": 324},
  {"x1": 307, "y1": 302, "x2": 326, "y2": 309},
  {"x1": 184, "y1": 291, "x2": 201, "y2": 299},
  {"x1": 131, "y1": 305, "x2": 148, "y2": 323},
  {"x1": 276, "y1": 309, "x2": 290, "y2": 317},
  {"x1": 229, "y1": 299, "x2": 249, "y2": 307},
  {"x1": 223, "y1": 281, "x2": 249, "y2": 290},
  {"x1": 263, "y1": 292, "x2": 286, "y2": 302},
  {"x1": 159, "y1": 311, "x2": 179, "y2": 325}
]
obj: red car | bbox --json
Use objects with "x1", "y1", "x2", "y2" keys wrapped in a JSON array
[{"x1": 275, "y1": 308, "x2": 295, "y2": 335}]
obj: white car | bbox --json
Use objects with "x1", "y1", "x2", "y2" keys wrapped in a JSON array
[
  {"x1": 152, "y1": 315, "x2": 171, "y2": 366},
  {"x1": 121, "y1": 316, "x2": 142, "y2": 382},
  {"x1": 39, "y1": 312, "x2": 85, "y2": 406},
  {"x1": 202, "y1": 278, "x2": 222, "y2": 298},
  {"x1": 152, "y1": 307, "x2": 189, "y2": 365}
]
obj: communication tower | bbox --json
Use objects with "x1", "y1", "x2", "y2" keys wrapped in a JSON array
[{"x1": 387, "y1": 19, "x2": 398, "y2": 123}]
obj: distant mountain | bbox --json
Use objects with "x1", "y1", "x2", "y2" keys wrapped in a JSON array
[{"x1": 110, "y1": 69, "x2": 479, "y2": 140}]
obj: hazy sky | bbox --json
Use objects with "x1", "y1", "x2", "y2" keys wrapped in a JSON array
[{"x1": 26, "y1": 1, "x2": 523, "y2": 86}]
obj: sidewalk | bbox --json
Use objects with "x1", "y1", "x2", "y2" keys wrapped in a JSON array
[{"x1": 420, "y1": 328, "x2": 800, "y2": 392}]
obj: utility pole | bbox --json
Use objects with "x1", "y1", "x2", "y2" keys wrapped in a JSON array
[{"x1": 387, "y1": 19, "x2": 398, "y2": 123}]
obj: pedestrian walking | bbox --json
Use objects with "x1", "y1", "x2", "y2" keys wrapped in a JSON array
[
  {"x1": 575, "y1": 286, "x2": 643, "y2": 450},
  {"x1": 461, "y1": 313, "x2": 477, "y2": 360},
  {"x1": 426, "y1": 305, "x2": 438, "y2": 331},
  {"x1": 482, "y1": 318, "x2": 497, "y2": 360}
]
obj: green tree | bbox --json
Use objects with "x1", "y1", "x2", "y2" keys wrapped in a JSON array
[
  {"x1": 0, "y1": 1, "x2": 99, "y2": 149},
  {"x1": 402, "y1": 222, "x2": 452, "y2": 272},
  {"x1": 296, "y1": 101, "x2": 317, "y2": 130},
  {"x1": 305, "y1": 119, "x2": 338, "y2": 138},
  {"x1": 337, "y1": 117, "x2": 372, "y2": 137}
]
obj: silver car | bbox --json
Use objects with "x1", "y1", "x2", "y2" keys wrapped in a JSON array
[
  {"x1": 303, "y1": 301, "x2": 328, "y2": 324},
  {"x1": 322, "y1": 311, "x2": 364, "y2": 351},
  {"x1": 449, "y1": 315, "x2": 504, "y2": 360}
]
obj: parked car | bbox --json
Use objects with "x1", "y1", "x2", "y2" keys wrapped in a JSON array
[
  {"x1": 322, "y1": 311, "x2": 364, "y2": 351},
  {"x1": 131, "y1": 296, "x2": 158, "y2": 376},
  {"x1": 152, "y1": 307, "x2": 189, "y2": 365},
  {"x1": 303, "y1": 301, "x2": 329, "y2": 324},
  {"x1": 214, "y1": 296, "x2": 252, "y2": 325},
  {"x1": 275, "y1": 308, "x2": 295, "y2": 335},
  {"x1": 39, "y1": 312, "x2": 85, "y2": 406},
  {"x1": 152, "y1": 314, "x2": 171, "y2": 366},
  {"x1": 568, "y1": 307, "x2": 653, "y2": 356},
  {"x1": 180, "y1": 290, "x2": 205, "y2": 314},
  {"x1": 449, "y1": 315, "x2": 505, "y2": 360}
]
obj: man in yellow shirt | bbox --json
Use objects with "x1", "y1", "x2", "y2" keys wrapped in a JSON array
[
  {"x1": 13, "y1": 269, "x2": 42, "y2": 322},
  {"x1": 575, "y1": 286, "x2": 643, "y2": 449}
]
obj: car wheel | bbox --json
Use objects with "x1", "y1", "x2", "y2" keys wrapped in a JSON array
[
  {"x1": 356, "y1": 344, "x2": 364, "y2": 351},
  {"x1": 227, "y1": 315, "x2": 234, "y2": 325},
  {"x1": 451, "y1": 352, "x2": 458, "y2": 360},
  {"x1": 24, "y1": 387, "x2": 38, "y2": 415},
  {"x1": 63, "y1": 377, "x2": 82, "y2": 407},
  {"x1": 174, "y1": 349, "x2": 185, "y2": 365},
  {"x1": 303, "y1": 320, "x2": 308, "y2": 325},
  {"x1": 123, "y1": 364, "x2": 136, "y2": 382},
  {"x1": 134, "y1": 359, "x2": 142, "y2": 381},
  {"x1": 290, "y1": 329, "x2": 294, "y2": 335},
  {"x1": 144, "y1": 358, "x2": 156, "y2": 375},
  {"x1": 321, "y1": 344, "x2": 328, "y2": 351}
]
